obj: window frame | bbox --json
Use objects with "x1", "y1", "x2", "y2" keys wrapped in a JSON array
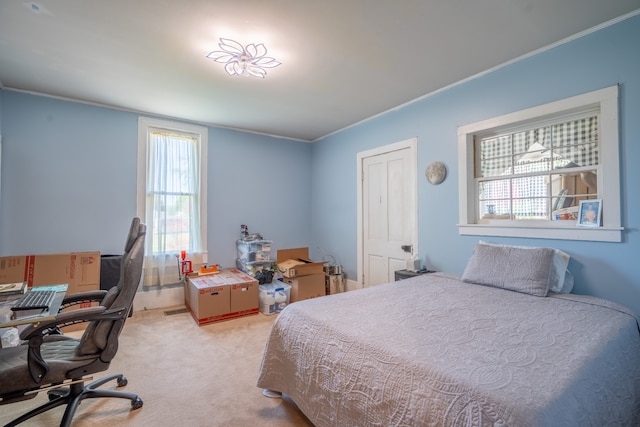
[
  {"x1": 457, "y1": 85, "x2": 622, "y2": 242},
  {"x1": 137, "y1": 116, "x2": 208, "y2": 257}
]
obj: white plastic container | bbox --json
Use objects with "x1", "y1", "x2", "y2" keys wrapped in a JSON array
[
  {"x1": 259, "y1": 289, "x2": 276, "y2": 315},
  {"x1": 0, "y1": 327, "x2": 20, "y2": 348},
  {"x1": 259, "y1": 282, "x2": 291, "y2": 302},
  {"x1": 274, "y1": 289, "x2": 287, "y2": 312}
]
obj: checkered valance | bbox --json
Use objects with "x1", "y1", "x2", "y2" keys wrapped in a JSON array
[{"x1": 480, "y1": 116, "x2": 599, "y2": 177}]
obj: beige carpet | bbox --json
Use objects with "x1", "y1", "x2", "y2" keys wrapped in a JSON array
[{"x1": 0, "y1": 307, "x2": 313, "y2": 427}]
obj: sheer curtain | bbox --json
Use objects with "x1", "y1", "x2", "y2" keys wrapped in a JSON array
[{"x1": 142, "y1": 129, "x2": 205, "y2": 286}]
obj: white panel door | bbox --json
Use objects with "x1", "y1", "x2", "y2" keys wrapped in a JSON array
[{"x1": 361, "y1": 141, "x2": 416, "y2": 287}]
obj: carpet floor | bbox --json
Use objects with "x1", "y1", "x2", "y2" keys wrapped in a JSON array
[{"x1": 0, "y1": 306, "x2": 313, "y2": 427}]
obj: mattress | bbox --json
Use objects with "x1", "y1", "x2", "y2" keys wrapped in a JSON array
[{"x1": 257, "y1": 273, "x2": 640, "y2": 426}]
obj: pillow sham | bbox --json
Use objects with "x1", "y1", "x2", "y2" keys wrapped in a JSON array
[
  {"x1": 461, "y1": 243, "x2": 555, "y2": 296},
  {"x1": 479, "y1": 241, "x2": 571, "y2": 293},
  {"x1": 561, "y1": 270, "x2": 574, "y2": 294}
]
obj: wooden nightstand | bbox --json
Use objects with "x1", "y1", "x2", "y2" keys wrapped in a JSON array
[{"x1": 394, "y1": 269, "x2": 434, "y2": 281}]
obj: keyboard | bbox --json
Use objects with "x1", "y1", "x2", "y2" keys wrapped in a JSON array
[{"x1": 11, "y1": 290, "x2": 56, "y2": 311}]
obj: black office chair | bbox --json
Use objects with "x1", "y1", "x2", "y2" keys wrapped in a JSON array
[
  {"x1": 60, "y1": 217, "x2": 141, "y2": 317},
  {"x1": 0, "y1": 218, "x2": 146, "y2": 427}
]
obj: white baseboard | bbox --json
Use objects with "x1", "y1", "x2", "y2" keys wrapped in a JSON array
[
  {"x1": 133, "y1": 286, "x2": 184, "y2": 311},
  {"x1": 345, "y1": 278, "x2": 361, "y2": 292}
]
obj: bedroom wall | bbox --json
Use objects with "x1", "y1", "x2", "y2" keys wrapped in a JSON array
[
  {"x1": 310, "y1": 14, "x2": 640, "y2": 316},
  {"x1": 1, "y1": 15, "x2": 638, "y2": 316},
  {"x1": 0, "y1": 91, "x2": 312, "y2": 270},
  {"x1": 0, "y1": 88, "x2": 3, "y2": 234}
]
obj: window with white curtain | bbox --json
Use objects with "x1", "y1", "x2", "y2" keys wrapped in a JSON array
[
  {"x1": 137, "y1": 117, "x2": 208, "y2": 286},
  {"x1": 457, "y1": 85, "x2": 622, "y2": 242}
]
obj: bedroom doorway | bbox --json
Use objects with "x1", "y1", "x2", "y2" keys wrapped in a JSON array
[{"x1": 357, "y1": 138, "x2": 417, "y2": 287}]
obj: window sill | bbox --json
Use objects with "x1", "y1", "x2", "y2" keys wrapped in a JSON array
[{"x1": 458, "y1": 223, "x2": 623, "y2": 242}]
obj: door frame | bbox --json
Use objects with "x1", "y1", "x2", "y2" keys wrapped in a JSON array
[{"x1": 356, "y1": 137, "x2": 418, "y2": 287}]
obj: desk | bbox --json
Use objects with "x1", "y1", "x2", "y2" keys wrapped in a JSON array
[{"x1": 0, "y1": 285, "x2": 67, "y2": 329}]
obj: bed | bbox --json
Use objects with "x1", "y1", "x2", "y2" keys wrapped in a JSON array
[{"x1": 257, "y1": 244, "x2": 640, "y2": 426}]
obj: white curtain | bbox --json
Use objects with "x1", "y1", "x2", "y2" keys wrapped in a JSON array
[{"x1": 142, "y1": 130, "x2": 204, "y2": 286}]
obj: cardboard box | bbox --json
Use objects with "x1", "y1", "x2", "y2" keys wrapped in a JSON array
[
  {"x1": 284, "y1": 273, "x2": 326, "y2": 302},
  {"x1": 185, "y1": 268, "x2": 258, "y2": 326},
  {"x1": 0, "y1": 252, "x2": 101, "y2": 294},
  {"x1": 277, "y1": 248, "x2": 324, "y2": 278},
  {"x1": 185, "y1": 278, "x2": 230, "y2": 325},
  {"x1": 0, "y1": 252, "x2": 101, "y2": 332}
]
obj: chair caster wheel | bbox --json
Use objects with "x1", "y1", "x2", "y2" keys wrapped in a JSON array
[
  {"x1": 117, "y1": 376, "x2": 128, "y2": 387},
  {"x1": 131, "y1": 397, "x2": 143, "y2": 410}
]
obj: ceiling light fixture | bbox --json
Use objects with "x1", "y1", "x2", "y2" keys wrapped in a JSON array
[{"x1": 206, "y1": 38, "x2": 281, "y2": 78}]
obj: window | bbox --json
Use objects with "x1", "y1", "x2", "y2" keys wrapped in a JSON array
[
  {"x1": 478, "y1": 114, "x2": 598, "y2": 221},
  {"x1": 137, "y1": 117, "x2": 208, "y2": 285},
  {"x1": 458, "y1": 85, "x2": 622, "y2": 242}
]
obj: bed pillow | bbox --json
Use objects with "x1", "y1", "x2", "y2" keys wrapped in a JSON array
[
  {"x1": 461, "y1": 243, "x2": 555, "y2": 296},
  {"x1": 549, "y1": 249, "x2": 571, "y2": 293},
  {"x1": 478, "y1": 241, "x2": 571, "y2": 293},
  {"x1": 561, "y1": 270, "x2": 574, "y2": 293}
]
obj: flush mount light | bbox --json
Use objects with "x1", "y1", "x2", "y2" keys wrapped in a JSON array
[{"x1": 206, "y1": 38, "x2": 281, "y2": 78}]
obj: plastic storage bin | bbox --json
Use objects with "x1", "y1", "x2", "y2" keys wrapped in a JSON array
[
  {"x1": 236, "y1": 259, "x2": 275, "y2": 278},
  {"x1": 236, "y1": 239, "x2": 273, "y2": 263}
]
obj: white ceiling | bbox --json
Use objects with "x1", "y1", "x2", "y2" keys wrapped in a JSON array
[{"x1": 1, "y1": 1, "x2": 639, "y2": 142}]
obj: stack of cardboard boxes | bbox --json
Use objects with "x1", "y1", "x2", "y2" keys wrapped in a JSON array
[
  {"x1": 184, "y1": 247, "x2": 326, "y2": 325},
  {"x1": 184, "y1": 268, "x2": 259, "y2": 326},
  {"x1": 277, "y1": 248, "x2": 326, "y2": 302}
]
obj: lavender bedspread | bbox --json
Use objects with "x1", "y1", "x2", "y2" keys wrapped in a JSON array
[{"x1": 257, "y1": 273, "x2": 640, "y2": 426}]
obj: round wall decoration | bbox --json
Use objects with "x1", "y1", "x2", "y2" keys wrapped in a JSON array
[{"x1": 426, "y1": 161, "x2": 447, "y2": 185}]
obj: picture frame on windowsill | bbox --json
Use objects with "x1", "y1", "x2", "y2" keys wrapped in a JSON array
[{"x1": 577, "y1": 199, "x2": 602, "y2": 227}]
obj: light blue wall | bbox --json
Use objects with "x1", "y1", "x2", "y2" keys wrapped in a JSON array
[
  {"x1": 1, "y1": 15, "x2": 638, "y2": 315},
  {"x1": 205, "y1": 127, "x2": 312, "y2": 266},
  {"x1": 311, "y1": 14, "x2": 640, "y2": 316},
  {"x1": 0, "y1": 88, "x2": 3, "y2": 231},
  {"x1": 0, "y1": 92, "x2": 312, "y2": 268},
  {"x1": 1, "y1": 93, "x2": 138, "y2": 255}
]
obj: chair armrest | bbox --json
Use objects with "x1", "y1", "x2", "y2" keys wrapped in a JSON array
[
  {"x1": 19, "y1": 306, "x2": 108, "y2": 340},
  {"x1": 60, "y1": 290, "x2": 108, "y2": 309}
]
